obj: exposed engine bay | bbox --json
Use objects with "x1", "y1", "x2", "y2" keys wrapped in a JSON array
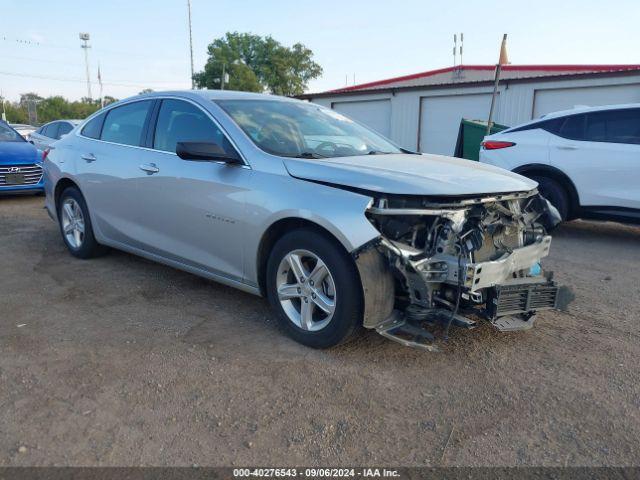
[{"x1": 356, "y1": 188, "x2": 565, "y2": 350}]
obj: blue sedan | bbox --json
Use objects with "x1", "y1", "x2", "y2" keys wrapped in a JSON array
[{"x1": 0, "y1": 121, "x2": 43, "y2": 194}]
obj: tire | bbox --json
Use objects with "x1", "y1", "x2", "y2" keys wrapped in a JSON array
[
  {"x1": 266, "y1": 228, "x2": 364, "y2": 348},
  {"x1": 532, "y1": 176, "x2": 570, "y2": 221},
  {"x1": 57, "y1": 186, "x2": 108, "y2": 259}
]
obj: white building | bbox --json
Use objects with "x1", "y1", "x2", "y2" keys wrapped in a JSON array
[{"x1": 300, "y1": 64, "x2": 640, "y2": 155}]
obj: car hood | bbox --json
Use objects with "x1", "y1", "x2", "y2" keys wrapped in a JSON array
[
  {"x1": 0, "y1": 141, "x2": 39, "y2": 165},
  {"x1": 283, "y1": 153, "x2": 537, "y2": 196}
]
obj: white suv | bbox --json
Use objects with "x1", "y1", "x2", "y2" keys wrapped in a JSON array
[{"x1": 480, "y1": 104, "x2": 640, "y2": 223}]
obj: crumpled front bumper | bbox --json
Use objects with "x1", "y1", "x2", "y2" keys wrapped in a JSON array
[{"x1": 462, "y1": 236, "x2": 553, "y2": 292}]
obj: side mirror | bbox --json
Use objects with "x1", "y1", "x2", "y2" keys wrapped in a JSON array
[{"x1": 176, "y1": 141, "x2": 243, "y2": 165}]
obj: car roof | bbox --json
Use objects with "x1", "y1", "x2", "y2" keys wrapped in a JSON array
[
  {"x1": 133, "y1": 89, "x2": 301, "y2": 103},
  {"x1": 44, "y1": 119, "x2": 82, "y2": 125},
  {"x1": 540, "y1": 103, "x2": 640, "y2": 119},
  {"x1": 498, "y1": 103, "x2": 640, "y2": 134}
]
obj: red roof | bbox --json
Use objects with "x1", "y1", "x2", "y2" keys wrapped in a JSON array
[{"x1": 316, "y1": 64, "x2": 640, "y2": 96}]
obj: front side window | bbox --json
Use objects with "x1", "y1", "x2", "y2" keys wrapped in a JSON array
[
  {"x1": 0, "y1": 122, "x2": 25, "y2": 142},
  {"x1": 586, "y1": 109, "x2": 640, "y2": 145},
  {"x1": 153, "y1": 99, "x2": 234, "y2": 155},
  {"x1": 101, "y1": 100, "x2": 152, "y2": 147},
  {"x1": 217, "y1": 99, "x2": 402, "y2": 159}
]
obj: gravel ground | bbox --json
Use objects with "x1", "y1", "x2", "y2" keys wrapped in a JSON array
[{"x1": 1, "y1": 195, "x2": 639, "y2": 467}]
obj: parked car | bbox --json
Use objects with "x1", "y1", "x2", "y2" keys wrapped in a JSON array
[
  {"x1": 29, "y1": 120, "x2": 81, "y2": 150},
  {"x1": 0, "y1": 121, "x2": 44, "y2": 194},
  {"x1": 480, "y1": 104, "x2": 640, "y2": 223},
  {"x1": 9, "y1": 123, "x2": 37, "y2": 140},
  {"x1": 44, "y1": 91, "x2": 563, "y2": 349}
]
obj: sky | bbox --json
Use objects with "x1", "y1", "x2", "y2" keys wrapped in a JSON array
[{"x1": 1, "y1": 0, "x2": 639, "y2": 102}]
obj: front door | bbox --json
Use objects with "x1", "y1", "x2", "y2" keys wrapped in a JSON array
[
  {"x1": 133, "y1": 98, "x2": 250, "y2": 282},
  {"x1": 549, "y1": 108, "x2": 640, "y2": 209}
]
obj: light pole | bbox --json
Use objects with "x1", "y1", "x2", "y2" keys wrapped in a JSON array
[
  {"x1": 187, "y1": 0, "x2": 195, "y2": 89},
  {"x1": 79, "y1": 33, "x2": 92, "y2": 100}
]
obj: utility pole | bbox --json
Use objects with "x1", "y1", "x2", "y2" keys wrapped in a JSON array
[
  {"x1": 1, "y1": 91, "x2": 6, "y2": 122},
  {"x1": 221, "y1": 62, "x2": 226, "y2": 90},
  {"x1": 486, "y1": 34, "x2": 509, "y2": 136},
  {"x1": 79, "y1": 33, "x2": 92, "y2": 100},
  {"x1": 187, "y1": 0, "x2": 195, "y2": 88}
]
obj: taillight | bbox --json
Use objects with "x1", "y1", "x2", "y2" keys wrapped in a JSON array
[
  {"x1": 42, "y1": 149, "x2": 50, "y2": 161},
  {"x1": 481, "y1": 140, "x2": 516, "y2": 150}
]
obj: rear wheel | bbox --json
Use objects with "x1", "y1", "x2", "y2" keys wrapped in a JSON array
[
  {"x1": 266, "y1": 229, "x2": 364, "y2": 348},
  {"x1": 532, "y1": 176, "x2": 569, "y2": 221},
  {"x1": 58, "y1": 187, "x2": 108, "y2": 259}
]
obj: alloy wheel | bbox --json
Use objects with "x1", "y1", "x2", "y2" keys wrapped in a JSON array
[
  {"x1": 60, "y1": 198, "x2": 85, "y2": 249},
  {"x1": 276, "y1": 249, "x2": 336, "y2": 331}
]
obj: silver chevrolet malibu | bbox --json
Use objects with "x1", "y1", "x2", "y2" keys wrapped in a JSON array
[{"x1": 44, "y1": 90, "x2": 564, "y2": 350}]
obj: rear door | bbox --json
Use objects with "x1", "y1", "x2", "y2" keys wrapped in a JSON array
[
  {"x1": 75, "y1": 100, "x2": 156, "y2": 247},
  {"x1": 132, "y1": 97, "x2": 250, "y2": 281}
]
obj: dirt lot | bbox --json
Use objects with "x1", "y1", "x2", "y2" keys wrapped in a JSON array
[{"x1": 1, "y1": 195, "x2": 639, "y2": 467}]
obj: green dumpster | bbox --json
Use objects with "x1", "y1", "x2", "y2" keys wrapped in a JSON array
[{"x1": 453, "y1": 119, "x2": 509, "y2": 161}]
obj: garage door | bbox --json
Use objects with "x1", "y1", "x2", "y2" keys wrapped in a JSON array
[
  {"x1": 419, "y1": 93, "x2": 497, "y2": 156},
  {"x1": 533, "y1": 84, "x2": 640, "y2": 118},
  {"x1": 332, "y1": 99, "x2": 391, "y2": 138}
]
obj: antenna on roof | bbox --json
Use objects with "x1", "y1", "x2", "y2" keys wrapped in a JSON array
[
  {"x1": 453, "y1": 34, "x2": 457, "y2": 66},
  {"x1": 453, "y1": 33, "x2": 464, "y2": 80}
]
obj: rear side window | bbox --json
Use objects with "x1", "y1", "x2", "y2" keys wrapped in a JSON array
[
  {"x1": 153, "y1": 99, "x2": 235, "y2": 154},
  {"x1": 585, "y1": 109, "x2": 640, "y2": 145},
  {"x1": 508, "y1": 117, "x2": 563, "y2": 134},
  {"x1": 81, "y1": 113, "x2": 105, "y2": 139},
  {"x1": 43, "y1": 122, "x2": 59, "y2": 138},
  {"x1": 557, "y1": 114, "x2": 586, "y2": 141},
  {"x1": 101, "y1": 101, "x2": 152, "y2": 147},
  {"x1": 57, "y1": 122, "x2": 73, "y2": 139}
]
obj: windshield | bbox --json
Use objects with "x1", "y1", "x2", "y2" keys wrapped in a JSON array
[
  {"x1": 0, "y1": 123, "x2": 25, "y2": 142},
  {"x1": 216, "y1": 99, "x2": 402, "y2": 158}
]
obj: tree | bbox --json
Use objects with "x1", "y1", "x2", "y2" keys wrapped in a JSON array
[
  {"x1": 102, "y1": 96, "x2": 118, "y2": 106},
  {"x1": 139, "y1": 88, "x2": 154, "y2": 95},
  {"x1": 193, "y1": 32, "x2": 322, "y2": 96},
  {"x1": 1, "y1": 94, "x2": 119, "y2": 125}
]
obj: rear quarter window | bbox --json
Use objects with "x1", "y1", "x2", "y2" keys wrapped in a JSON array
[{"x1": 81, "y1": 114, "x2": 105, "y2": 139}]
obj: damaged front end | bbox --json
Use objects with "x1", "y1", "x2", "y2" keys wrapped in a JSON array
[{"x1": 356, "y1": 188, "x2": 566, "y2": 350}]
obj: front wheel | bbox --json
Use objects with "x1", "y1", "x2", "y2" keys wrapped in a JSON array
[{"x1": 266, "y1": 229, "x2": 364, "y2": 348}]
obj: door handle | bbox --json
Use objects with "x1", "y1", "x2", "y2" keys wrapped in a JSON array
[
  {"x1": 81, "y1": 153, "x2": 97, "y2": 162},
  {"x1": 557, "y1": 145, "x2": 578, "y2": 150},
  {"x1": 139, "y1": 163, "x2": 160, "y2": 174}
]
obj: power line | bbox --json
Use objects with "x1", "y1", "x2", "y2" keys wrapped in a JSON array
[
  {"x1": 1, "y1": 35, "x2": 184, "y2": 61},
  {"x1": 0, "y1": 54, "x2": 84, "y2": 67},
  {"x1": 0, "y1": 70, "x2": 187, "y2": 89}
]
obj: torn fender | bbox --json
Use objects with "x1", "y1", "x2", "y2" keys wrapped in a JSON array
[{"x1": 354, "y1": 245, "x2": 395, "y2": 329}]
